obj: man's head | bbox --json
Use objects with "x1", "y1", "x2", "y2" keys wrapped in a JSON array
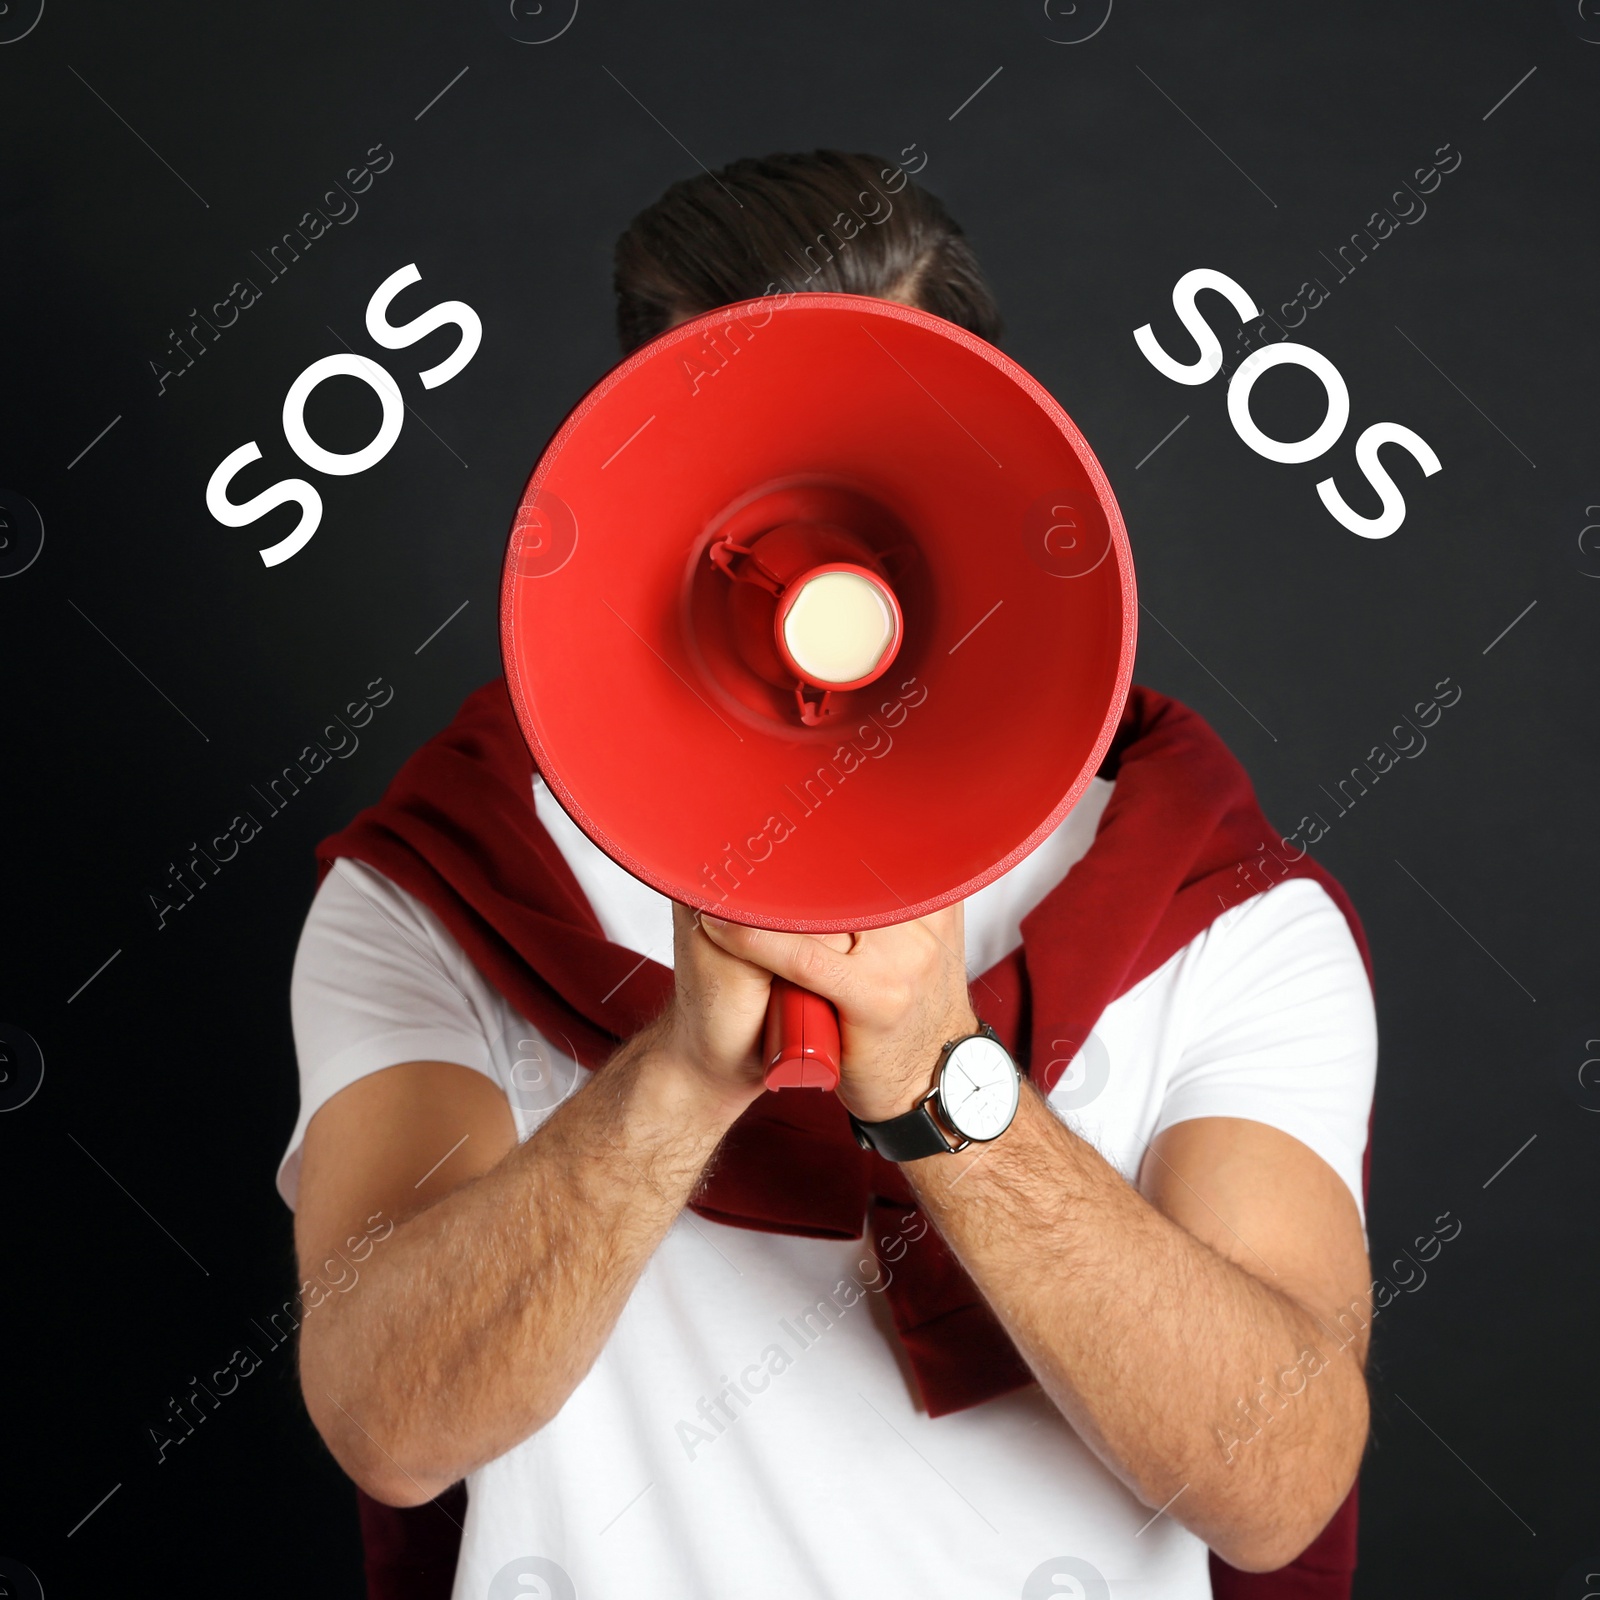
[{"x1": 612, "y1": 149, "x2": 1002, "y2": 353}]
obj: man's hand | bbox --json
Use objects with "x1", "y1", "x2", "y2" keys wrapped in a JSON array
[
  {"x1": 697, "y1": 905, "x2": 979, "y2": 1122},
  {"x1": 655, "y1": 901, "x2": 771, "y2": 1114}
]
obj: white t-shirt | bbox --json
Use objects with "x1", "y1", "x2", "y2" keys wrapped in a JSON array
[{"x1": 281, "y1": 776, "x2": 1375, "y2": 1600}]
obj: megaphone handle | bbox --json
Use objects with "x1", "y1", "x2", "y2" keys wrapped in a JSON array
[{"x1": 762, "y1": 977, "x2": 842, "y2": 1091}]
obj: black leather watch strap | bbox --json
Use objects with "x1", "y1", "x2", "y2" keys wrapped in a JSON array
[
  {"x1": 848, "y1": 1092, "x2": 954, "y2": 1162},
  {"x1": 847, "y1": 1020, "x2": 1007, "y2": 1161}
]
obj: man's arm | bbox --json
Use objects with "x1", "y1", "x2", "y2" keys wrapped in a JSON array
[
  {"x1": 903, "y1": 1098, "x2": 1369, "y2": 1572},
  {"x1": 697, "y1": 906, "x2": 1371, "y2": 1573},
  {"x1": 293, "y1": 905, "x2": 795, "y2": 1507}
]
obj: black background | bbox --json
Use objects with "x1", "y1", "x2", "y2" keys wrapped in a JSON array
[{"x1": 3, "y1": 1, "x2": 1597, "y2": 1595}]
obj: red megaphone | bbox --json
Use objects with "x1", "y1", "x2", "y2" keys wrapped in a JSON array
[{"x1": 501, "y1": 293, "x2": 1135, "y2": 1091}]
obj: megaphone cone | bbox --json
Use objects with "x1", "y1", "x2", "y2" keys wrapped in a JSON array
[{"x1": 501, "y1": 293, "x2": 1136, "y2": 1090}]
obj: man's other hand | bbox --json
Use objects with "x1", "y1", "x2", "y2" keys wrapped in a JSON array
[{"x1": 695, "y1": 906, "x2": 977, "y2": 1122}]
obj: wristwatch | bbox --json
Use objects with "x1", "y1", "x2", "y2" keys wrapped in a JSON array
[{"x1": 848, "y1": 1021, "x2": 1021, "y2": 1161}]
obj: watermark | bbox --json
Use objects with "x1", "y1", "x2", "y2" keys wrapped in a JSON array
[
  {"x1": 1221, "y1": 143, "x2": 1463, "y2": 376},
  {"x1": 1551, "y1": 1554, "x2": 1600, "y2": 1598},
  {"x1": 1571, "y1": 1039, "x2": 1600, "y2": 1114},
  {"x1": 674, "y1": 145, "x2": 931, "y2": 398},
  {"x1": 672, "y1": 1210, "x2": 927, "y2": 1461},
  {"x1": 149, "y1": 144, "x2": 395, "y2": 397},
  {"x1": 1267, "y1": 674, "x2": 1462, "y2": 868},
  {"x1": 696, "y1": 675, "x2": 929, "y2": 907},
  {"x1": 1044, "y1": 1029, "x2": 1111, "y2": 1112},
  {"x1": 0, "y1": 1559, "x2": 43, "y2": 1599},
  {"x1": 144, "y1": 676, "x2": 395, "y2": 929},
  {"x1": 145, "y1": 1210, "x2": 395, "y2": 1464},
  {"x1": 1039, "y1": 0, "x2": 1114, "y2": 46},
  {"x1": 0, "y1": 490, "x2": 44, "y2": 578},
  {"x1": 481, "y1": 0, "x2": 580, "y2": 45},
  {"x1": 0, "y1": 0, "x2": 44, "y2": 44},
  {"x1": 509, "y1": 488, "x2": 579, "y2": 580},
  {"x1": 1579, "y1": 504, "x2": 1600, "y2": 579},
  {"x1": 1213, "y1": 1342, "x2": 1336, "y2": 1464},
  {"x1": 488, "y1": 1556, "x2": 577, "y2": 1598},
  {"x1": 1550, "y1": 0, "x2": 1600, "y2": 44},
  {"x1": 1020, "y1": 487, "x2": 1112, "y2": 579},
  {"x1": 0, "y1": 1025, "x2": 45, "y2": 1113},
  {"x1": 1368, "y1": 1209, "x2": 1463, "y2": 1309},
  {"x1": 498, "y1": 1022, "x2": 582, "y2": 1113},
  {"x1": 1021, "y1": 1555, "x2": 1109, "y2": 1597},
  {"x1": 1212, "y1": 1209, "x2": 1461, "y2": 1464}
]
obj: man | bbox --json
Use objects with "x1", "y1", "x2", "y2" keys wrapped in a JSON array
[{"x1": 279, "y1": 151, "x2": 1376, "y2": 1598}]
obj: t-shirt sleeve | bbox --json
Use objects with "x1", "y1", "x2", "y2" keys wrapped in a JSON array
[
  {"x1": 1152, "y1": 878, "x2": 1377, "y2": 1222},
  {"x1": 277, "y1": 858, "x2": 501, "y2": 1211}
]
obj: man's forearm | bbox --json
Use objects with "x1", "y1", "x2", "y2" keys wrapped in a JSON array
[
  {"x1": 300, "y1": 1024, "x2": 749, "y2": 1505},
  {"x1": 903, "y1": 1085, "x2": 1369, "y2": 1571}
]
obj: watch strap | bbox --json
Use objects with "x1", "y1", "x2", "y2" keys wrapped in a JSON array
[
  {"x1": 848, "y1": 1021, "x2": 1010, "y2": 1162},
  {"x1": 848, "y1": 1091, "x2": 956, "y2": 1162}
]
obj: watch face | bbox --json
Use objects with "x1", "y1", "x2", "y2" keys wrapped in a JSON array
[{"x1": 938, "y1": 1035, "x2": 1019, "y2": 1142}]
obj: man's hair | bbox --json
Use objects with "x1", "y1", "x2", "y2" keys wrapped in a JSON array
[{"x1": 612, "y1": 149, "x2": 1002, "y2": 354}]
